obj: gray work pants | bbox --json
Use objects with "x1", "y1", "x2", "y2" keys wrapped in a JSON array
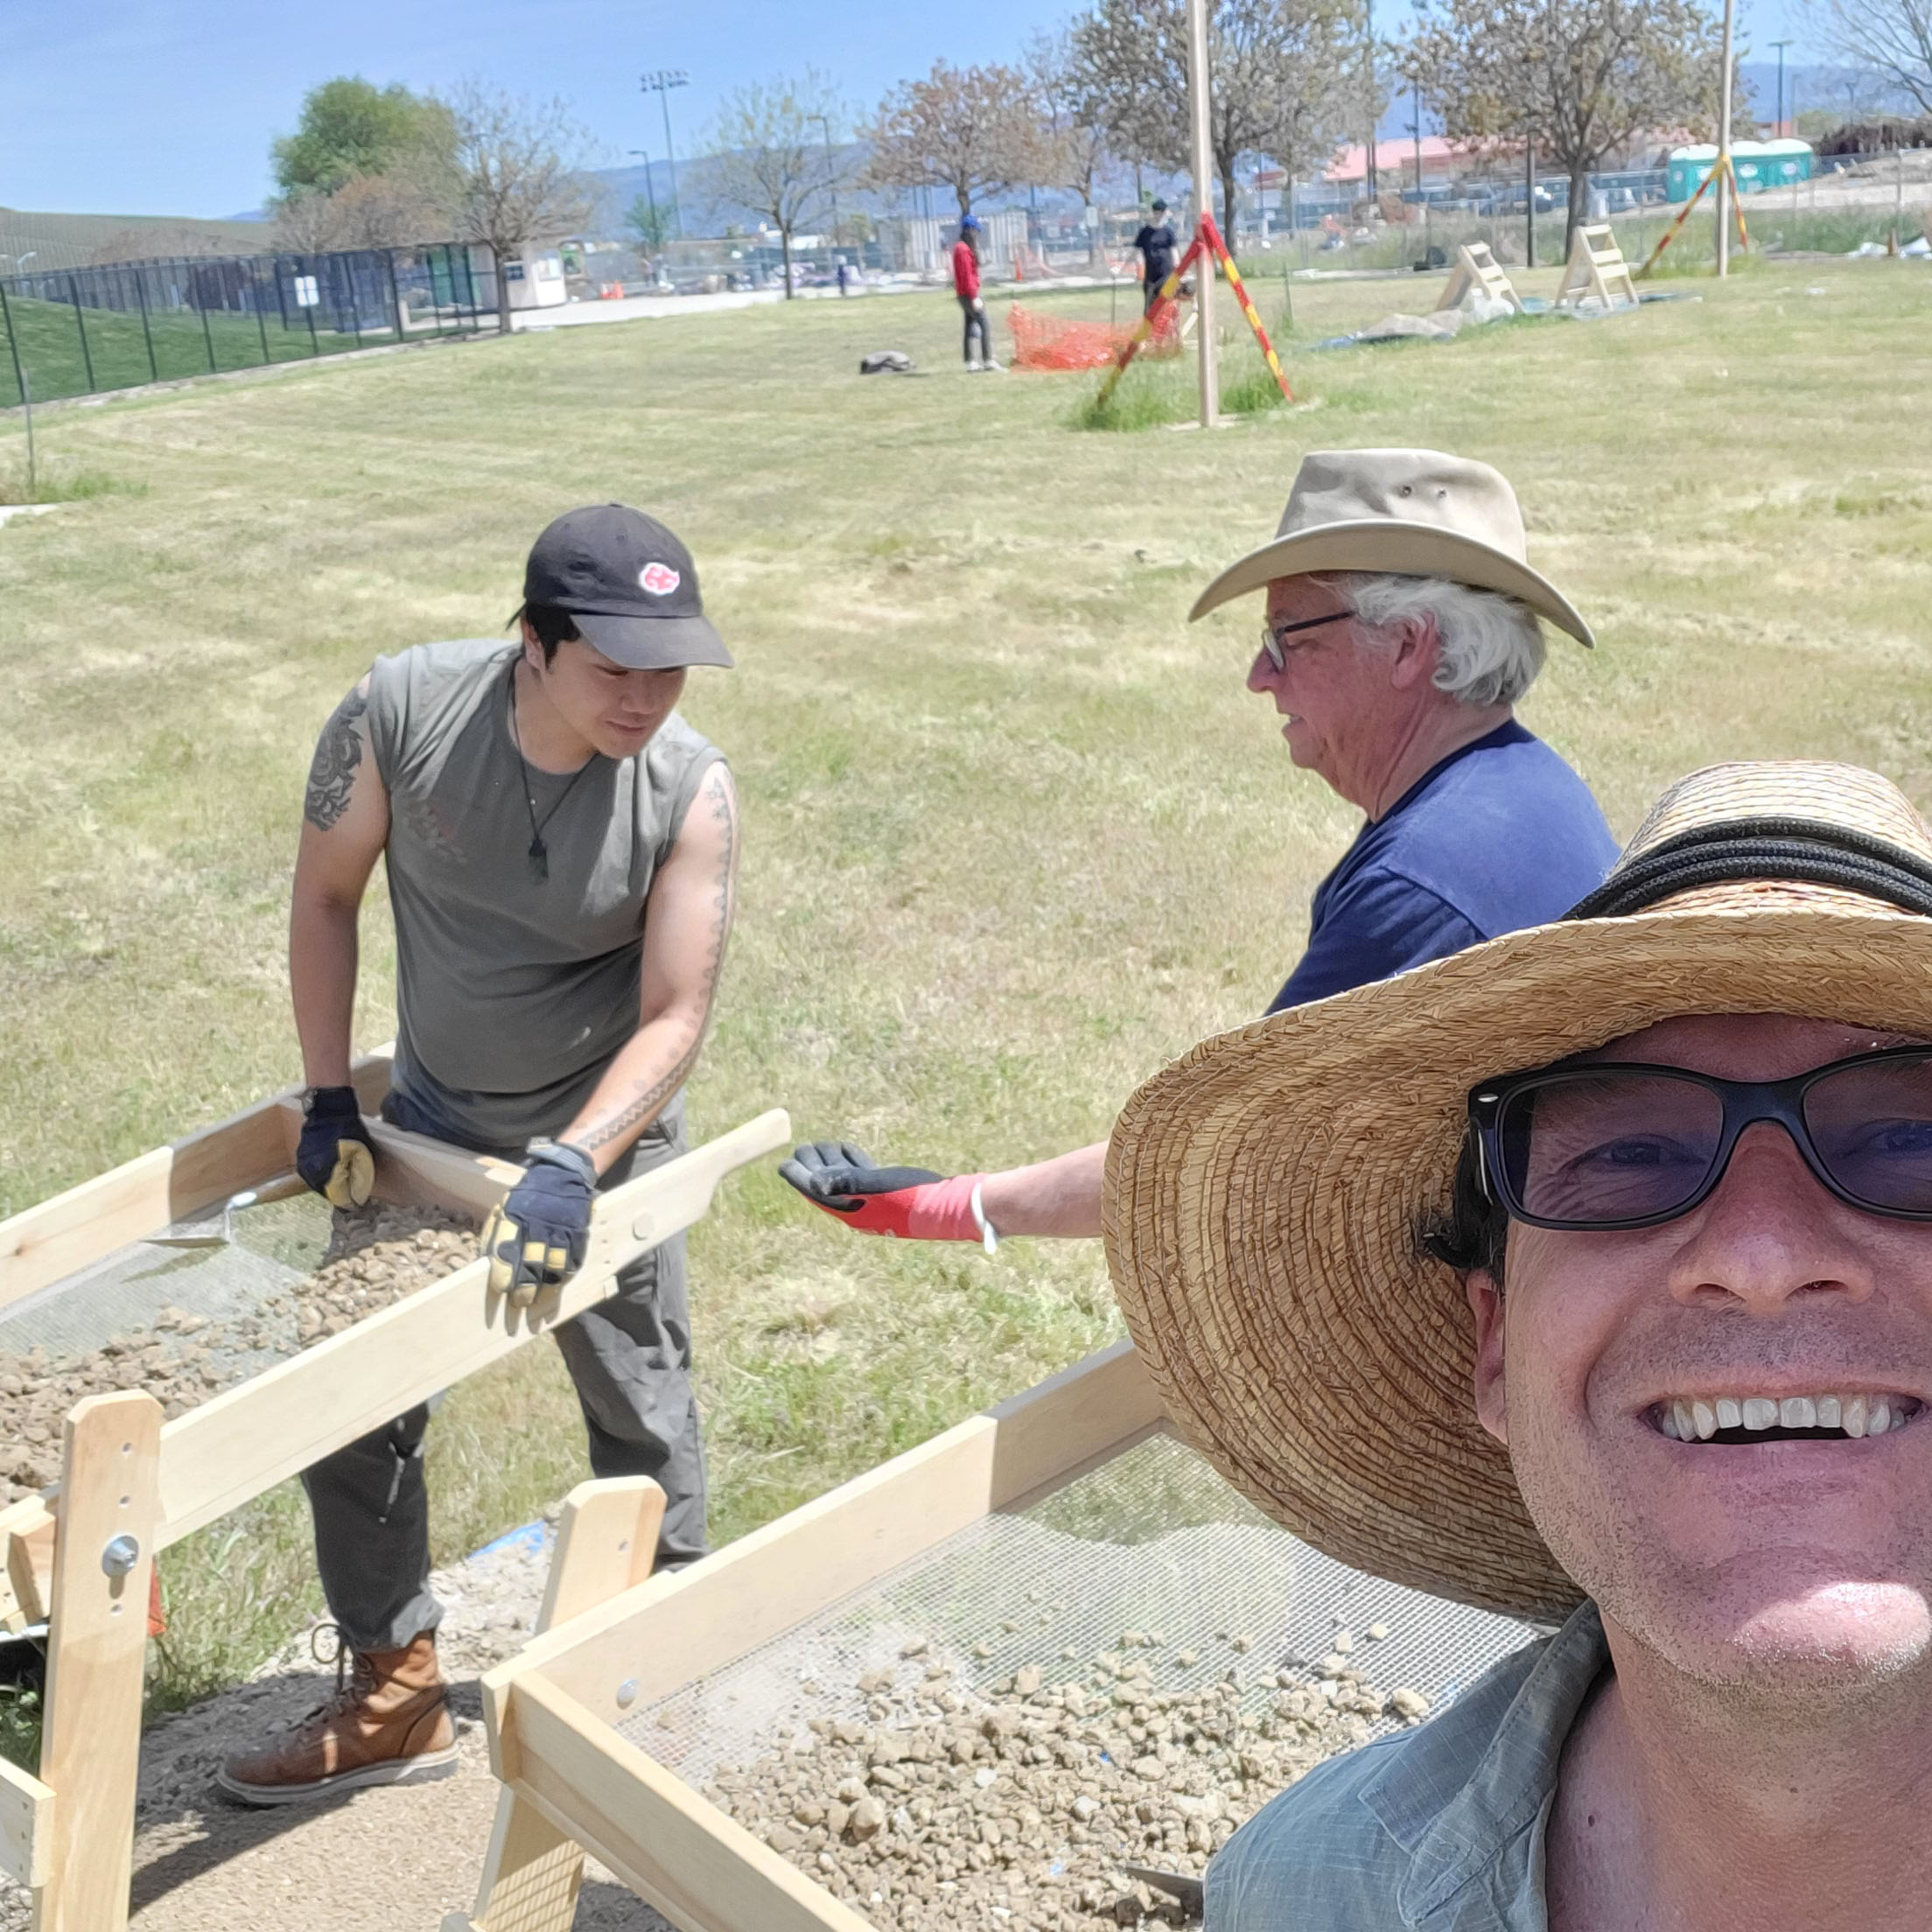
[{"x1": 300, "y1": 1086, "x2": 709, "y2": 1655}]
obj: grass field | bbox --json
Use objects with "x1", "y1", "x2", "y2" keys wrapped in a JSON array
[{"x1": 6, "y1": 257, "x2": 1932, "y2": 1725}]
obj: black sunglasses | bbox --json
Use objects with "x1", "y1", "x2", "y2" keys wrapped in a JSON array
[
  {"x1": 1470, "y1": 1044, "x2": 1932, "y2": 1231},
  {"x1": 1258, "y1": 608, "x2": 1352, "y2": 670}
]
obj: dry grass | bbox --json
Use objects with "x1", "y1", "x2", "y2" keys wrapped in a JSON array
[{"x1": 6, "y1": 258, "x2": 1932, "y2": 1713}]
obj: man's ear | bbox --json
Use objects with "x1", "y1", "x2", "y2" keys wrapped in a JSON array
[
  {"x1": 1386, "y1": 611, "x2": 1442, "y2": 691},
  {"x1": 1466, "y1": 1269, "x2": 1508, "y2": 1446},
  {"x1": 518, "y1": 617, "x2": 544, "y2": 672}
]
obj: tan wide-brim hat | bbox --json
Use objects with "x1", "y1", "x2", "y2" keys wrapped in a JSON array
[
  {"x1": 1103, "y1": 762, "x2": 1932, "y2": 1624},
  {"x1": 1189, "y1": 447, "x2": 1595, "y2": 648}
]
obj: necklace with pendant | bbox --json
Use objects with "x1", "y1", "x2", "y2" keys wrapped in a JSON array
[{"x1": 508, "y1": 663, "x2": 594, "y2": 881}]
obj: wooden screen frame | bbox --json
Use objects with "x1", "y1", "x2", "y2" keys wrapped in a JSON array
[{"x1": 459, "y1": 1343, "x2": 1166, "y2": 1932}]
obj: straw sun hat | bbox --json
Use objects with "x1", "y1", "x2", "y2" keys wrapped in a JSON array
[
  {"x1": 1188, "y1": 447, "x2": 1595, "y2": 648},
  {"x1": 1103, "y1": 761, "x2": 1932, "y2": 1624}
]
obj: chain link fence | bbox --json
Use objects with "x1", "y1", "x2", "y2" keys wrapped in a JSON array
[{"x1": 0, "y1": 242, "x2": 497, "y2": 408}]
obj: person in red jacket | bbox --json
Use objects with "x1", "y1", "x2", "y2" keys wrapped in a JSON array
[{"x1": 951, "y1": 215, "x2": 1000, "y2": 372}]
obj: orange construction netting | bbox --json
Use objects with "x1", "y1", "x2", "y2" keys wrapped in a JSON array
[{"x1": 1006, "y1": 300, "x2": 1180, "y2": 372}]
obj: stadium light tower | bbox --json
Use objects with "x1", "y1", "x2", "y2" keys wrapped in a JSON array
[
  {"x1": 1770, "y1": 39, "x2": 1793, "y2": 135},
  {"x1": 642, "y1": 70, "x2": 690, "y2": 239}
]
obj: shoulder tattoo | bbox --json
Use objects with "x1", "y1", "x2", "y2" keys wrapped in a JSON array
[{"x1": 304, "y1": 688, "x2": 368, "y2": 832}]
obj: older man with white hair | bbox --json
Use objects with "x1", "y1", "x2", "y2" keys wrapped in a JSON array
[{"x1": 783, "y1": 449, "x2": 1620, "y2": 1242}]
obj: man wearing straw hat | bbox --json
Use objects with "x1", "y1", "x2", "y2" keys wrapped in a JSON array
[
  {"x1": 783, "y1": 449, "x2": 1618, "y2": 1246},
  {"x1": 1108, "y1": 758, "x2": 1932, "y2": 1928}
]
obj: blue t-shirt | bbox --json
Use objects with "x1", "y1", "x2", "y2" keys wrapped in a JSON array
[{"x1": 1268, "y1": 721, "x2": 1619, "y2": 1013}]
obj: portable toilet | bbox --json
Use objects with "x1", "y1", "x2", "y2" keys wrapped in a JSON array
[
  {"x1": 1668, "y1": 144, "x2": 1719, "y2": 201},
  {"x1": 1760, "y1": 137, "x2": 1814, "y2": 187}
]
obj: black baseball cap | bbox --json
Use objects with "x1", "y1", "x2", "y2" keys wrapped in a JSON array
[
  {"x1": 1151, "y1": 198, "x2": 1168, "y2": 212},
  {"x1": 522, "y1": 504, "x2": 733, "y2": 670}
]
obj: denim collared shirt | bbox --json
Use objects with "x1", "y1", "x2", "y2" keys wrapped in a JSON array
[{"x1": 1206, "y1": 1603, "x2": 1609, "y2": 1931}]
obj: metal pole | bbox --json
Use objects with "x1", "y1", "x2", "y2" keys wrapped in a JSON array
[
  {"x1": 1186, "y1": 0, "x2": 1218, "y2": 427},
  {"x1": 1770, "y1": 40, "x2": 1791, "y2": 135},
  {"x1": 68, "y1": 273, "x2": 98, "y2": 392},
  {"x1": 1364, "y1": 0, "x2": 1377, "y2": 201},
  {"x1": 191, "y1": 262, "x2": 217, "y2": 372},
  {"x1": 643, "y1": 72, "x2": 690, "y2": 240},
  {"x1": 0, "y1": 278, "x2": 29, "y2": 424},
  {"x1": 133, "y1": 267, "x2": 158, "y2": 382},
  {"x1": 628, "y1": 148, "x2": 660, "y2": 261},
  {"x1": 813, "y1": 116, "x2": 841, "y2": 256},
  {"x1": 1525, "y1": 136, "x2": 1536, "y2": 270},
  {"x1": 252, "y1": 259, "x2": 271, "y2": 365},
  {"x1": 1716, "y1": 0, "x2": 1735, "y2": 276}
]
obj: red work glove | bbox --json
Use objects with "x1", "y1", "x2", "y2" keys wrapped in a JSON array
[{"x1": 780, "y1": 1142, "x2": 996, "y2": 1250}]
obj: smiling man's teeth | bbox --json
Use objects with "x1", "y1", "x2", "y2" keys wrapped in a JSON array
[{"x1": 1656, "y1": 1393, "x2": 1916, "y2": 1440}]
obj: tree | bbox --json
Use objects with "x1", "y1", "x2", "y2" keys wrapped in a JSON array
[
  {"x1": 270, "y1": 187, "x2": 342, "y2": 254},
  {"x1": 1404, "y1": 0, "x2": 1725, "y2": 248},
  {"x1": 429, "y1": 81, "x2": 601, "y2": 332},
  {"x1": 1068, "y1": 0, "x2": 1358, "y2": 236},
  {"x1": 625, "y1": 195, "x2": 672, "y2": 257},
  {"x1": 1028, "y1": 29, "x2": 1118, "y2": 262},
  {"x1": 864, "y1": 60, "x2": 1053, "y2": 218},
  {"x1": 271, "y1": 77, "x2": 455, "y2": 197},
  {"x1": 1826, "y1": 0, "x2": 1932, "y2": 115},
  {"x1": 703, "y1": 72, "x2": 858, "y2": 297}
]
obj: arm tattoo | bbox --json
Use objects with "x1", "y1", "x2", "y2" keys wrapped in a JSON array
[
  {"x1": 577, "y1": 768, "x2": 738, "y2": 1155},
  {"x1": 304, "y1": 688, "x2": 368, "y2": 832}
]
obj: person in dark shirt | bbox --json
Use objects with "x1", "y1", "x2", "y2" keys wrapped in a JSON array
[
  {"x1": 1132, "y1": 199, "x2": 1180, "y2": 313},
  {"x1": 782, "y1": 449, "x2": 1619, "y2": 1242}
]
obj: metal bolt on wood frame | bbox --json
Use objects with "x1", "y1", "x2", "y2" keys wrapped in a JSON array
[{"x1": 0, "y1": 1048, "x2": 788, "y2": 1932}]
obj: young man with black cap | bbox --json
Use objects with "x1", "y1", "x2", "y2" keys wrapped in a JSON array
[
  {"x1": 219, "y1": 504, "x2": 738, "y2": 1806},
  {"x1": 1133, "y1": 200, "x2": 1179, "y2": 314}
]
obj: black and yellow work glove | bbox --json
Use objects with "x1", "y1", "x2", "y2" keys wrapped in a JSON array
[
  {"x1": 484, "y1": 1140, "x2": 598, "y2": 1307},
  {"x1": 296, "y1": 1086, "x2": 376, "y2": 1208}
]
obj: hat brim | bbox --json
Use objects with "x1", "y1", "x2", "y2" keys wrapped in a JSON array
[
  {"x1": 571, "y1": 610, "x2": 734, "y2": 671},
  {"x1": 1187, "y1": 518, "x2": 1595, "y2": 648},
  {"x1": 1102, "y1": 897, "x2": 1932, "y2": 1624}
]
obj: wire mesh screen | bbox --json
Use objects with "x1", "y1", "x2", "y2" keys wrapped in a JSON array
[
  {"x1": 0, "y1": 1194, "x2": 337, "y2": 1372},
  {"x1": 626, "y1": 1429, "x2": 1534, "y2": 1791}
]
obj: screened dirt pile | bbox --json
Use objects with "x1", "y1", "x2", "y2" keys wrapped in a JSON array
[
  {"x1": 702, "y1": 1629, "x2": 1430, "y2": 1929},
  {"x1": 2, "y1": 1205, "x2": 477, "y2": 1504}
]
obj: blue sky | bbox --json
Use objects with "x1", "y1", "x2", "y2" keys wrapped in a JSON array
[{"x1": 4, "y1": 0, "x2": 1828, "y2": 220}]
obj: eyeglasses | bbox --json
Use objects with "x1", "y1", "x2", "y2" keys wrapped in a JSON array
[
  {"x1": 1470, "y1": 1045, "x2": 1932, "y2": 1231},
  {"x1": 1257, "y1": 608, "x2": 1353, "y2": 670}
]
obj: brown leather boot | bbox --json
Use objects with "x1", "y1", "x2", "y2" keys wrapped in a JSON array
[{"x1": 217, "y1": 1628, "x2": 457, "y2": 1807}]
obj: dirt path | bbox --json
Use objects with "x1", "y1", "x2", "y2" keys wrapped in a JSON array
[{"x1": 3, "y1": 1525, "x2": 674, "y2": 1932}]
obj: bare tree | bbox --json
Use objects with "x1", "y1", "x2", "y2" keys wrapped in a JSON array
[
  {"x1": 1068, "y1": 0, "x2": 1358, "y2": 236},
  {"x1": 1405, "y1": 0, "x2": 1725, "y2": 248},
  {"x1": 1028, "y1": 29, "x2": 1117, "y2": 262},
  {"x1": 864, "y1": 60, "x2": 1053, "y2": 219},
  {"x1": 703, "y1": 71, "x2": 858, "y2": 296},
  {"x1": 430, "y1": 80, "x2": 602, "y2": 330},
  {"x1": 270, "y1": 187, "x2": 343, "y2": 254},
  {"x1": 1826, "y1": 3, "x2": 1932, "y2": 116}
]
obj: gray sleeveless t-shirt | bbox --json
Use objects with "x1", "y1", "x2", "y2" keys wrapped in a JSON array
[{"x1": 363, "y1": 639, "x2": 722, "y2": 1150}]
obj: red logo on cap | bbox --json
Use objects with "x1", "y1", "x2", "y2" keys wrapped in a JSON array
[{"x1": 639, "y1": 562, "x2": 681, "y2": 596}]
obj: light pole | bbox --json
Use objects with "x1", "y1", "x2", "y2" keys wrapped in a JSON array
[
  {"x1": 628, "y1": 149, "x2": 659, "y2": 235},
  {"x1": 642, "y1": 70, "x2": 690, "y2": 239},
  {"x1": 1364, "y1": 0, "x2": 1378, "y2": 201},
  {"x1": 1769, "y1": 38, "x2": 1792, "y2": 136},
  {"x1": 809, "y1": 114, "x2": 841, "y2": 256}
]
